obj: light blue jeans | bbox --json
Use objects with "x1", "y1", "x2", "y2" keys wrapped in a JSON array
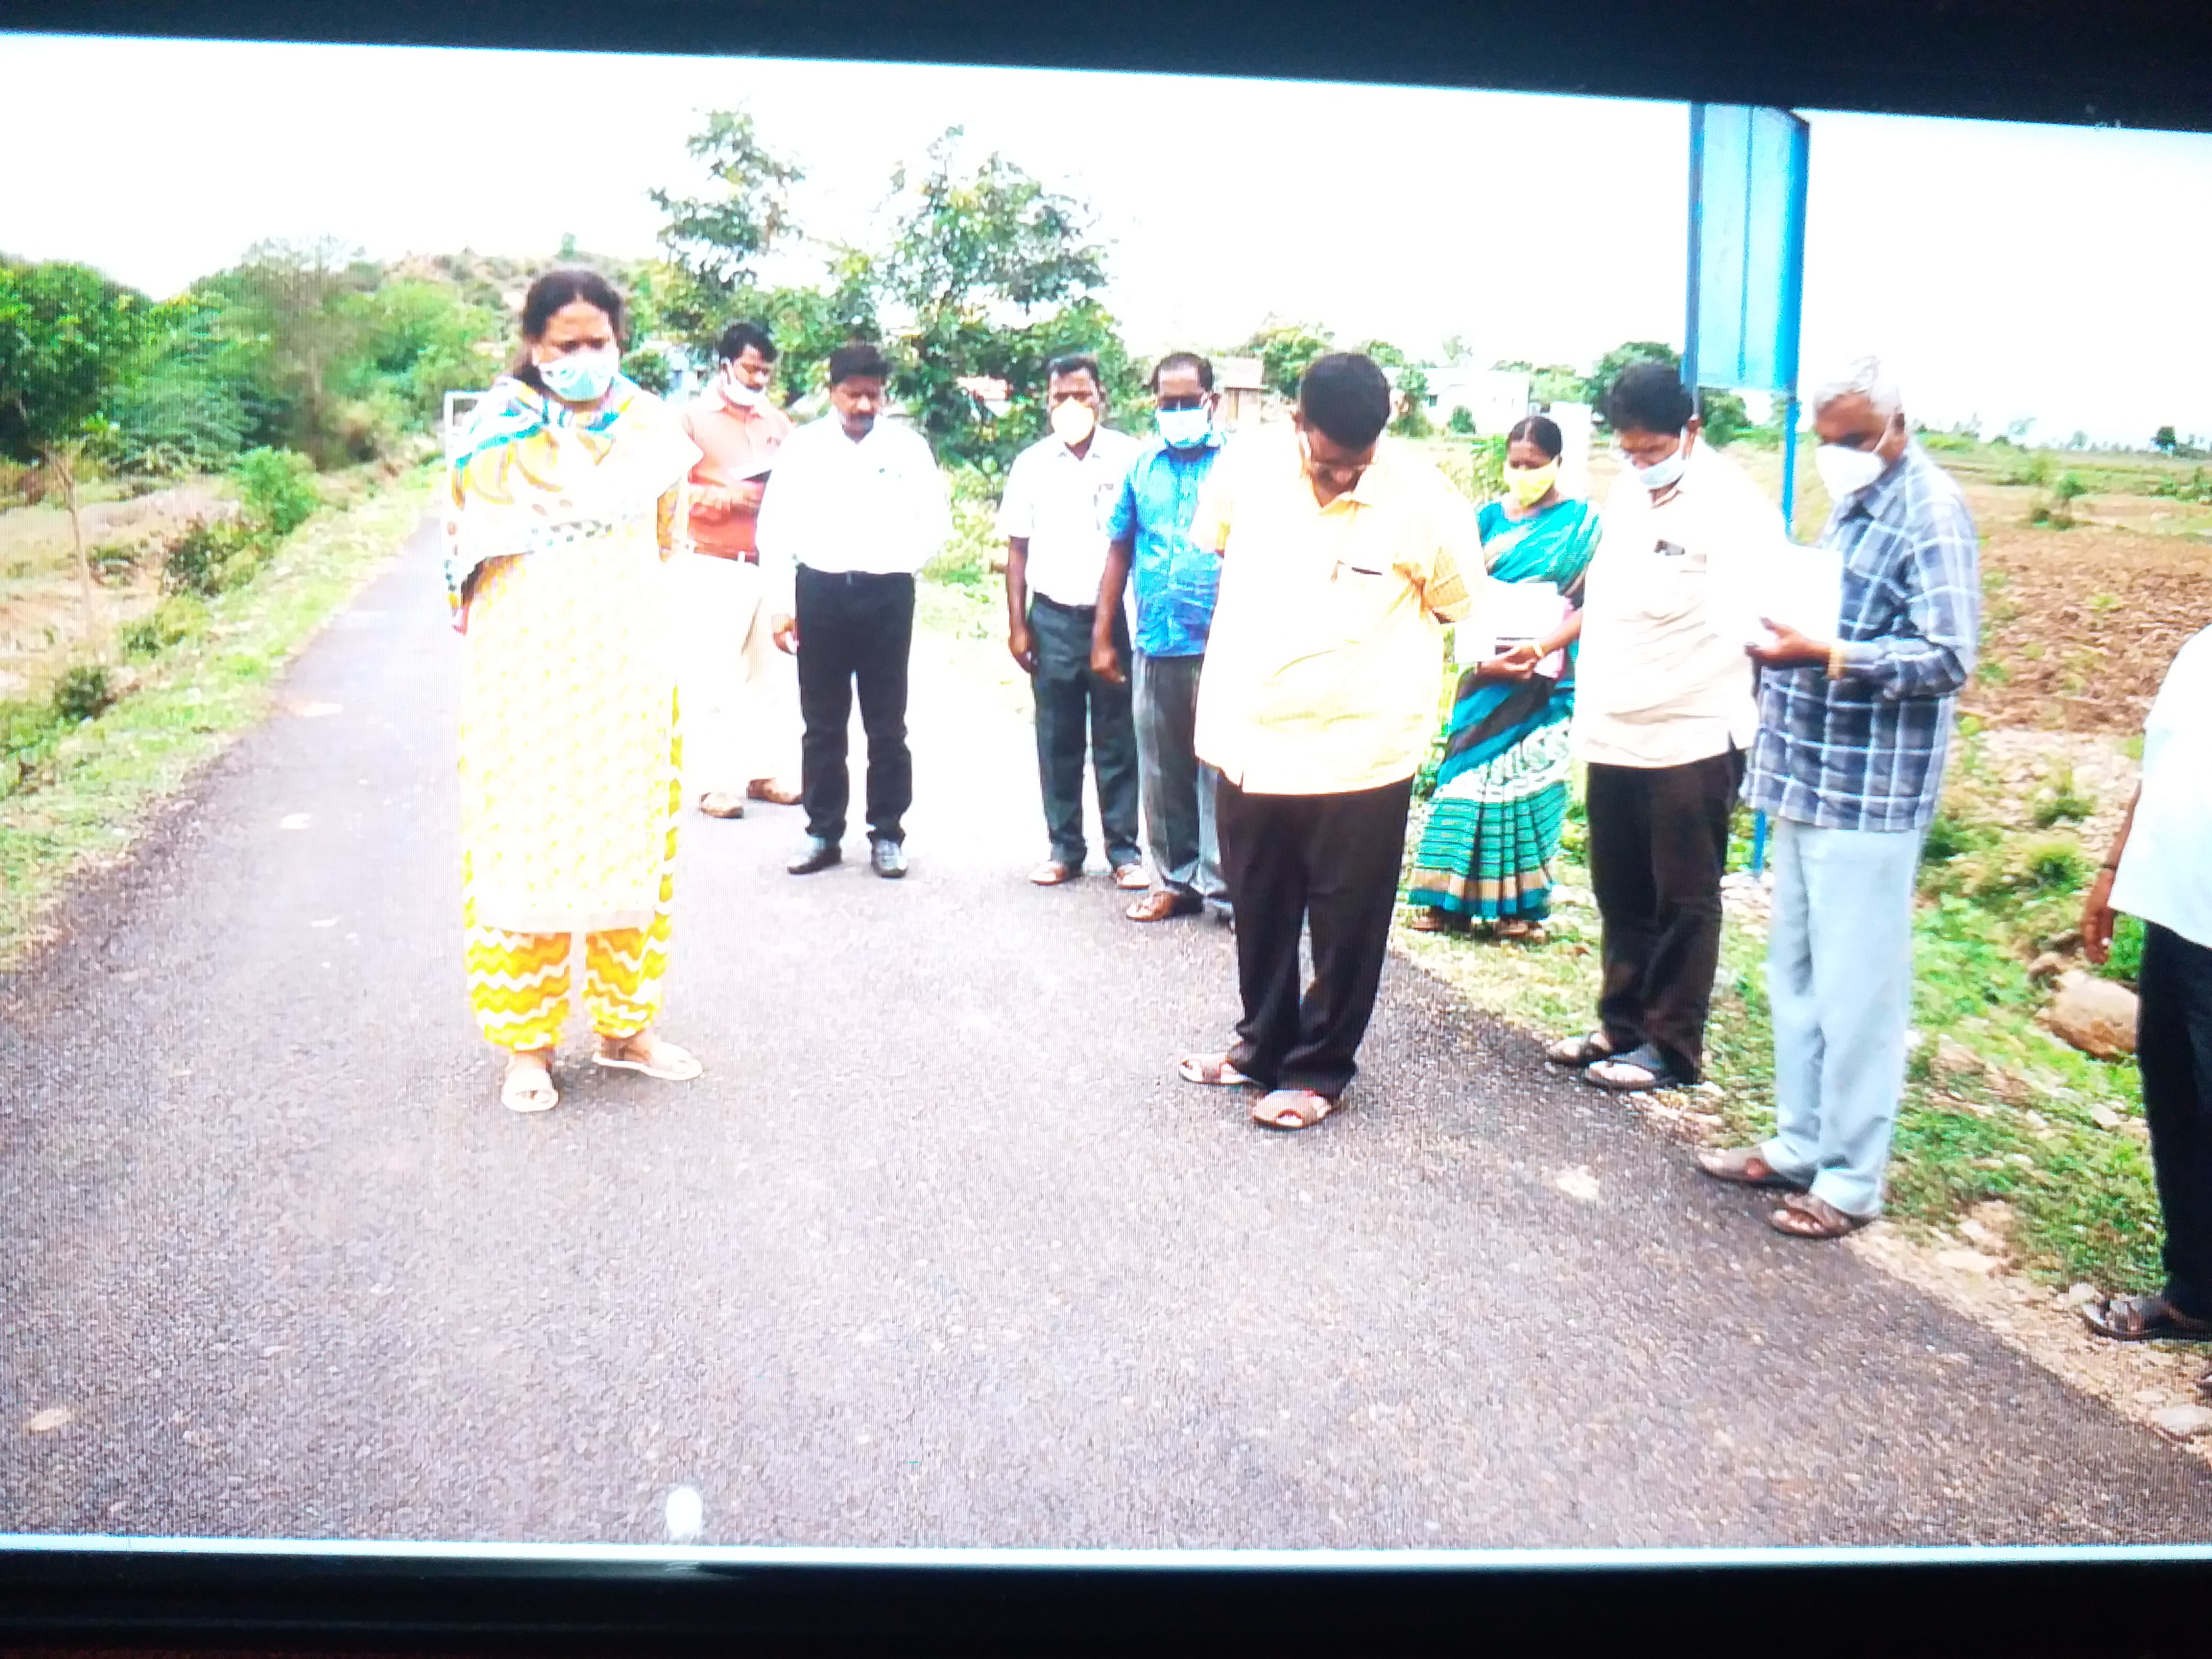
[
  {"x1": 1132, "y1": 652, "x2": 1228, "y2": 917},
  {"x1": 1758, "y1": 816, "x2": 1926, "y2": 1218}
]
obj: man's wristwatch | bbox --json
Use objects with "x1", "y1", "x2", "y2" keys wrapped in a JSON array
[{"x1": 1826, "y1": 640, "x2": 1849, "y2": 680}]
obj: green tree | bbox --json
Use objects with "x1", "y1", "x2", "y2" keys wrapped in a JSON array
[
  {"x1": 1493, "y1": 358, "x2": 1589, "y2": 410},
  {"x1": 876, "y1": 128, "x2": 1116, "y2": 469},
  {"x1": 108, "y1": 290, "x2": 254, "y2": 477},
  {"x1": 750, "y1": 251, "x2": 882, "y2": 406},
  {"x1": 0, "y1": 259, "x2": 157, "y2": 654},
  {"x1": 1243, "y1": 320, "x2": 1334, "y2": 400},
  {"x1": 649, "y1": 108, "x2": 806, "y2": 351},
  {"x1": 1586, "y1": 340, "x2": 1750, "y2": 445},
  {"x1": 198, "y1": 238, "x2": 380, "y2": 466},
  {"x1": 2154, "y1": 425, "x2": 2178, "y2": 453}
]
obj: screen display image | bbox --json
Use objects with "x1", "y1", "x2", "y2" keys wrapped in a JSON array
[{"x1": 3, "y1": 31, "x2": 2211, "y2": 1556}]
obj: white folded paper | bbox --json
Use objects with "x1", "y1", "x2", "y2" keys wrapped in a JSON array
[
  {"x1": 1748, "y1": 543, "x2": 1844, "y2": 646},
  {"x1": 1456, "y1": 579, "x2": 1572, "y2": 677}
]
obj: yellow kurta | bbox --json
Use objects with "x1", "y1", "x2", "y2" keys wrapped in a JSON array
[{"x1": 445, "y1": 376, "x2": 699, "y2": 1047}]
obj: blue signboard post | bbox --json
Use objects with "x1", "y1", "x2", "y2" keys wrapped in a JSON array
[{"x1": 1685, "y1": 102, "x2": 1810, "y2": 874}]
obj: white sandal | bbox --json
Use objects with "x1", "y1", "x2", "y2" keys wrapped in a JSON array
[
  {"x1": 502, "y1": 1056, "x2": 559, "y2": 1113},
  {"x1": 593, "y1": 1033, "x2": 704, "y2": 1081}
]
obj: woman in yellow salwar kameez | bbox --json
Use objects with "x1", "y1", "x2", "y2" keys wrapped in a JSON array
[{"x1": 445, "y1": 269, "x2": 705, "y2": 1112}]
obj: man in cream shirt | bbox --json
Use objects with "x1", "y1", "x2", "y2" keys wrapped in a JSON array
[
  {"x1": 1177, "y1": 353, "x2": 1478, "y2": 1131},
  {"x1": 1552, "y1": 361, "x2": 1780, "y2": 1095}
]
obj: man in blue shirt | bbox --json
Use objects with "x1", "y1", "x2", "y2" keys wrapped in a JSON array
[
  {"x1": 1091, "y1": 352, "x2": 1231, "y2": 925},
  {"x1": 1696, "y1": 356, "x2": 1981, "y2": 1239}
]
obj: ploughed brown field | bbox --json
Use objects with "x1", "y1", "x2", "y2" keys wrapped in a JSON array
[{"x1": 1966, "y1": 514, "x2": 2211, "y2": 733}]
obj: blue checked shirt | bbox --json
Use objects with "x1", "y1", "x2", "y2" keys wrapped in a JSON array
[
  {"x1": 1746, "y1": 443, "x2": 1982, "y2": 832},
  {"x1": 1106, "y1": 433, "x2": 1224, "y2": 658}
]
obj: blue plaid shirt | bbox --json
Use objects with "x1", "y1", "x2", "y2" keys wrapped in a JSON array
[
  {"x1": 1106, "y1": 433, "x2": 1223, "y2": 658},
  {"x1": 1746, "y1": 443, "x2": 1981, "y2": 832}
]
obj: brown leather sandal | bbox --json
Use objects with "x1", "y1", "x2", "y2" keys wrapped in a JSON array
[
  {"x1": 1696, "y1": 1146, "x2": 1808, "y2": 1190},
  {"x1": 1768, "y1": 1191, "x2": 1873, "y2": 1239}
]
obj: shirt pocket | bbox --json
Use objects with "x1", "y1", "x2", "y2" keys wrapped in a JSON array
[
  {"x1": 1325, "y1": 559, "x2": 1406, "y2": 647},
  {"x1": 1631, "y1": 541, "x2": 1709, "y2": 626}
]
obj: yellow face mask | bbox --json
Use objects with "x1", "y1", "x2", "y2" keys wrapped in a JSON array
[{"x1": 1502, "y1": 459, "x2": 1559, "y2": 507}]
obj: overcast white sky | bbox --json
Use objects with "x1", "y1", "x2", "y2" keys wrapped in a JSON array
[{"x1": 7, "y1": 32, "x2": 2212, "y2": 445}]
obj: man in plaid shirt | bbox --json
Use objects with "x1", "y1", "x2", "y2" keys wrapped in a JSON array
[{"x1": 1697, "y1": 357, "x2": 1981, "y2": 1238}]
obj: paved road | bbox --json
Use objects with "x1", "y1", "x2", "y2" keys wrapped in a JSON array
[{"x1": 4, "y1": 518, "x2": 2209, "y2": 1550}]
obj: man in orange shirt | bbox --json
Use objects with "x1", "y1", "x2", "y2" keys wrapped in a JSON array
[{"x1": 675, "y1": 321, "x2": 801, "y2": 818}]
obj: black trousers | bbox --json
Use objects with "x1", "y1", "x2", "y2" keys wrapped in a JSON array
[
  {"x1": 794, "y1": 566, "x2": 914, "y2": 845},
  {"x1": 1218, "y1": 775, "x2": 1414, "y2": 1100},
  {"x1": 1584, "y1": 750, "x2": 1743, "y2": 1082},
  {"x1": 2141, "y1": 922, "x2": 2212, "y2": 1320},
  {"x1": 1028, "y1": 594, "x2": 1141, "y2": 869}
]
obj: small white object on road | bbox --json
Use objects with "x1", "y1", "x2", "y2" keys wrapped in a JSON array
[
  {"x1": 665, "y1": 1485, "x2": 704, "y2": 1542},
  {"x1": 312, "y1": 918, "x2": 338, "y2": 928},
  {"x1": 2152, "y1": 1405, "x2": 2212, "y2": 1440},
  {"x1": 26, "y1": 1406, "x2": 72, "y2": 1433},
  {"x1": 280, "y1": 814, "x2": 311, "y2": 830},
  {"x1": 1554, "y1": 1167, "x2": 1601, "y2": 1203},
  {"x1": 296, "y1": 702, "x2": 343, "y2": 718}
]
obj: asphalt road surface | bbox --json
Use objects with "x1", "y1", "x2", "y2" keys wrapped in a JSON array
[{"x1": 4, "y1": 517, "x2": 2209, "y2": 1550}]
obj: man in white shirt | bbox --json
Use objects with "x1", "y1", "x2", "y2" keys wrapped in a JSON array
[
  {"x1": 2080, "y1": 626, "x2": 2212, "y2": 1344},
  {"x1": 755, "y1": 342, "x2": 953, "y2": 879},
  {"x1": 998, "y1": 354, "x2": 1145, "y2": 888},
  {"x1": 1550, "y1": 362, "x2": 1780, "y2": 1094}
]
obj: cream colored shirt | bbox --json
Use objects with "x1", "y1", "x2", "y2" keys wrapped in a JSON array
[
  {"x1": 1192, "y1": 429, "x2": 1478, "y2": 795},
  {"x1": 1571, "y1": 437, "x2": 1780, "y2": 769}
]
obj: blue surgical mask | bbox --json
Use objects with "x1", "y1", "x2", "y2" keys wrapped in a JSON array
[
  {"x1": 1156, "y1": 406, "x2": 1213, "y2": 449},
  {"x1": 538, "y1": 346, "x2": 619, "y2": 404}
]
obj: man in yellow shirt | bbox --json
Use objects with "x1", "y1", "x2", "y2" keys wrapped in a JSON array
[{"x1": 1178, "y1": 353, "x2": 1478, "y2": 1130}]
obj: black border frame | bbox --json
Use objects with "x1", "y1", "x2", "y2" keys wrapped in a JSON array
[{"x1": 8, "y1": 1, "x2": 2212, "y2": 1648}]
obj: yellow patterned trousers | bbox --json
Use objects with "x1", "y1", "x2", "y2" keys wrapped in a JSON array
[{"x1": 463, "y1": 858, "x2": 677, "y2": 1052}]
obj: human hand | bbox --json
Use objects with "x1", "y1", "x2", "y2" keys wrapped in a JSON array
[
  {"x1": 1091, "y1": 638, "x2": 1126, "y2": 685},
  {"x1": 2081, "y1": 867, "x2": 2118, "y2": 966},
  {"x1": 1009, "y1": 623, "x2": 1038, "y2": 675},
  {"x1": 771, "y1": 613, "x2": 799, "y2": 654},
  {"x1": 1475, "y1": 651, "x2": 1535, "y2": 682},
  {"x1": 1747, "y1": 619, "x2": 1832, "y2": 668}
]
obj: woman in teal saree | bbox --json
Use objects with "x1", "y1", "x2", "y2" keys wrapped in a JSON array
[{"x1": 1408, "y1": 415, "x2": 1599, "y2": 937}]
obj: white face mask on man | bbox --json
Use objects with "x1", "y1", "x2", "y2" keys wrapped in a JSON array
[
  {"x1": 1813, "y1": 440, "x2": 1889, "y2": 501},
  {"x1": 1621, "y1": 434, "x2": 1689, "y2": 493},
  {"x1": 721, "y1": 369, "x2": 766, "y2": 410}
]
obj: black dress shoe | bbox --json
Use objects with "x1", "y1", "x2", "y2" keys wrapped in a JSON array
[
  {"x1": 870, "y1": 838, "x2": 908, "y2": 879},
  {"x1": 787, "y1": 837, "x2": 842, "y2": 875}
]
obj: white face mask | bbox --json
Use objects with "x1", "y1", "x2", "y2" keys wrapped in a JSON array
[
  {"x1": 1623, "y1": 435, "x2": 1689, "y2": 493},
  {"x1": 1814, "y1": 440, "x2": 1888, "y2": 501},
  {"x1": 1050, "y1": 399, "x2": 1098, "y2": 446},
  {"x1": 721, "y1": 369, "x2": 766, "y2": 409},
  {"x1": 537, "y1": 346, "x2": 619, "y2": 405},
  {"x1": 1156, "y1": 406, "x2": 1212, "y2": 449}
]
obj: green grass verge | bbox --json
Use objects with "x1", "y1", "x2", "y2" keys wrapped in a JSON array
[
  {"x1": 1398, "y1": 784, "x2": 2159, "y2": 1295},
  {"x1": 0, "y1": 470, "x2": 433, "y2": 965}
]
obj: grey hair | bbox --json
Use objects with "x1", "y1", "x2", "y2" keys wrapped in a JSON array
[{"x1": 1810, "y1": 355, "x2": 1902, "y2": 419}]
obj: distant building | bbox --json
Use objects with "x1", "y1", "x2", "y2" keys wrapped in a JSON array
[
  {"x1": 956, "y1": 375, "x2": 1013, "y2": 417},
  {"x1": 1425, "y1": 368, "x2": 1534, "y2": 435},
  {"x1": 1215, "y1": 357, "x2": 1268, "y2": 430}
]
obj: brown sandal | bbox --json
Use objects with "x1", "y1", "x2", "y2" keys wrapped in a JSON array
[
  {"x1": 1178, "y1": 1052, "x2": 1255, "y2": 1087},
  {"x1": 1768, "y1": 1191, "x2": 1873, "y2": 1239},
  {"x1": 1252, "y1": 1088, "x2": 1337, "y2": 1130},
  {"x1": 1696, "y1": 1146, "x2": 1807, "y2": 1190}
]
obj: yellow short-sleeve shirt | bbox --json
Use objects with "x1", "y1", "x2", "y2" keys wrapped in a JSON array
[{"x1": 1193, "y1": 428, "x2": 1478, "y2": 795}]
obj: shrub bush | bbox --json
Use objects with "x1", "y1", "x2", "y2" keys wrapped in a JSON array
[
  {"x1": 50, "y1": 663, "x2": 116, "y2": 724},
  {"x1": 122, "y1": 594, "x2": 208, "y2": 659},
  {"x1": 232, "y1": 447, "x2": 320, "y2": 539},
  {"x1": 162, "y1": 518, "x2": 256, "y2": 597}
]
